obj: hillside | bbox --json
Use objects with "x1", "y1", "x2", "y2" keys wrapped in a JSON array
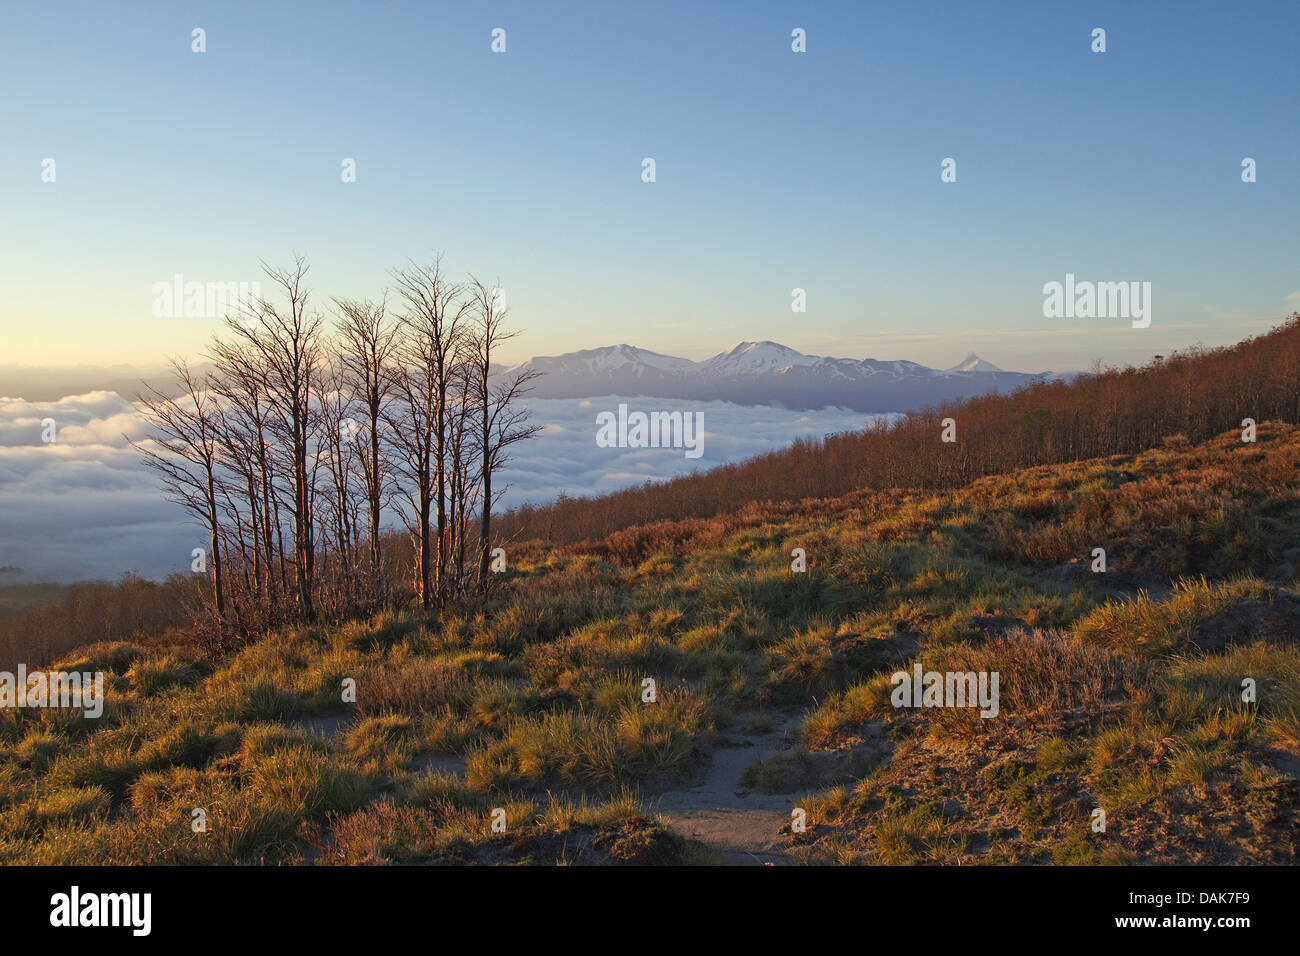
[
  {"x1": 3, "y1": 424, "x2": 1298, "y2": 864},
  {"x1": 9, "y1": 313, "x2": 1297, "y2": 675}
]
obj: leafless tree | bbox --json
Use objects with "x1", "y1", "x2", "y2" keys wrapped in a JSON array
[
  {"x1": 467, "y1": 278, "x2": 542, "y2": 586},
  {"x1": 446, "y1": 354, "x2": 480, "y2": 596},
  {"x1": 130, "y1": 254, "x2": 543, "y2": 644},
  {"x1": 389, "y1": 257, "x2": 471, "y2": 608},
  {"x1": 217, "y1": 257, "x2": 326, "y2": 620},
  {"x1": 208, "y1": 343, "x2": 282, "y2": 608},
  {"x1": 317, "y1": 357, "x2": 362, "y2": 581},
  {"x1": 132, "y1": 360, "x2": 227, "y2": 619},
  {"x1": 334, "y1": 295, "x2": 399, "y2": 591}
]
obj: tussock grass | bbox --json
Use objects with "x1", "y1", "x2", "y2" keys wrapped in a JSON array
[
  {"x1": 1076, "y1": 576, "x2": 1267, "y2": 655},
  {"x1": 128, "y1": 652, "x2": 203, "y2": 696},
  {"x1": 5, "y1": 428, "x2": 1300, "y2": 864},
  {"x1": 463, "y1": 688, "x2": 707, "y2": 792},
  {"x1": 342, "y1": 714, "x2": 418, "y2": 777}
]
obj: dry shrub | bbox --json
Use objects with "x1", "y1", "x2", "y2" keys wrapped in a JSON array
[
  {"x1": 916, "y1": 628, "x2": 1134, "y2": 741},
  {"x1": 355, "y1": 657, "x2": 471, "y2": 716}
]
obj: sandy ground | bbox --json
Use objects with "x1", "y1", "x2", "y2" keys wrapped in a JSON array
[{"x1": 653, "y1": 716, "x2": 805, "y2": 865}]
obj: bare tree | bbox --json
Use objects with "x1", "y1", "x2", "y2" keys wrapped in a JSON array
[
  {"x1": 208, "y1": 342, "x2": 281, "y2": 608},
  {"x1": 132, "y1": 360, "x2": 227, "y2": 619},
  {"x1": 318, "y1": 357, "x2": 362, "y2": 579},
  {"x1": 390, "y1": 257, "x2": 471, "y2": 608},
  {"x1": 467, "y1": 278, "x2": 542, "y2": 586},
  {"x1": 130, "y1": 253, "x2": 545, "y2": 642},
  {"x1": 386, "y1": 335, "x2": 437, "y2": 609},
  {"x1": 446, "y1": 353, "x2": 480, "y2": 596},
  {"x1": 334, "y1": 296, "x2": 398, "y2": 590},
  {"x1": 218, "y1": 257, "x2": 325, "y2": 620}
]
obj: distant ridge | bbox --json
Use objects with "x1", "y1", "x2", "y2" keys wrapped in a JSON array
[{"x1": 499, "y1": 342, "x2": 1049, "y2": 413}]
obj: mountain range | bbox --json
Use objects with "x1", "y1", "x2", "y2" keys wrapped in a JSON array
[
  {"x1": 3, "y1": 344, "x2": 1052, "y2": 415},
  {"x1": 498, "y1": 342, "x2": 1052, "y2": 412}
]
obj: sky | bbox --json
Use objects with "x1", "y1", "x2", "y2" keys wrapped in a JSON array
[{"x1": 1, "y1": 0, "x2": 1297, "y2": 373}]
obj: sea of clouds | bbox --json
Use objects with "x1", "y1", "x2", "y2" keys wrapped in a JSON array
[{"x1": 0, "y1": 392, "x2": 885, "y2": 583}]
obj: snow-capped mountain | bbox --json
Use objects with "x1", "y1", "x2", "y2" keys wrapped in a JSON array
[
  {"x1": 701, "y1": 341, "x2": 818, "y2": 375},
  {"x1": 515, "y1": 344, "x2": 698, "y2": 379},
  {"x1": 946, "y1": 352, "x2": 1004, "y2": 373},
  {"x1": 498, "y1": 342, "x2": 1050, "y2": 413}
]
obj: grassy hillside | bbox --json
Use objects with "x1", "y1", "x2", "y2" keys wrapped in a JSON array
[
  {"x1": 3, "y1": 424, "x2": 1298, "y2": 864},
  {"x1": 0, "y1": 576, "x2": 199, "y2": 674}
]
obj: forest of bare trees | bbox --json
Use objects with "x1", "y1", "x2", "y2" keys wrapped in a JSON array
[{"x1": 131, "y1": 256, "x2": 540, "y2": 644}]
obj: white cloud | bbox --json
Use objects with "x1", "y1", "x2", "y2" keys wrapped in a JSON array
[
  {"x1": 0, "y1": 392, "x2": 882, "y2": 583},
  {"x1": 0, "y1": 393, "x2": 198, "y2": 582},
  {"x1": 497, "y1": 396, "x2": 887, "y2": 507}
]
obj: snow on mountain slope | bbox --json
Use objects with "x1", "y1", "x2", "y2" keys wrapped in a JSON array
[
  {"x1": 498, "y1": 342, "x2": 1046, "y2": 413},
  {"x1": 701, "y1": 341, "x2": 819, "y2": 375},
  {"x1": 502, "y1": 344, "x2": 698, "y2": 379},
  {"x1": 946, "y1": 352, "x2": 1004, "y2": 373}
]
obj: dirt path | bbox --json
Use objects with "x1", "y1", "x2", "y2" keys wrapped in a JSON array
[
  {"x1": 654, "y1": 715, "x2": 805, "y2": 865},
  {"x1": 410, "y1": 752, "x2": 467, "y2": 778},
  {"x1": 291, "y1": 708, "x2": 817, "y2": 865},
  {"x1": 289, "y1": 712, "x2": 355, "y2": 740}
]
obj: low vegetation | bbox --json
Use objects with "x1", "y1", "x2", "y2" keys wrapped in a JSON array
[{"x1": 3, "y1": 423, "x2": 1298, "y2": 864}]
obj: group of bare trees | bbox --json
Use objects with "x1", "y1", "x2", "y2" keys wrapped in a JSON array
[{"x1": 133, "y1": 256, "x2": 540, "y2": 636}]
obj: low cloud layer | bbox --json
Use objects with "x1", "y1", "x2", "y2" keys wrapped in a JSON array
[
  {"x1": 0, "y1": 392, "x2": 881, "y2": 583},
  {"x1": 0, "y1": 392, "x2": 193, "y2": 583},
  {"x1": 502, "y1": 397, "x2": 883, "y2": 505}
]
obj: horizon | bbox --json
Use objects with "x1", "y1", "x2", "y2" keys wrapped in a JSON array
[{"x1": 8, "y1": 323, "x2": 1296, "y2": 381}]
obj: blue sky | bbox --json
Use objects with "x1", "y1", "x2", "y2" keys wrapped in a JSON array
[{"x1": 1, "y1": 0, "x2": 1296, "y2": 372}]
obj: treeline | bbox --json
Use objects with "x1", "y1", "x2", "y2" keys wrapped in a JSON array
[
  {"x1": 133, "y1": 256, "x2": 539, "y2": 644},
  {"x1": 0, "y1": 539, "x2": 418, "y2": 671},
  {"x1": 497, "y1": 313, "x2": 1300, "y2": 546},
  {"x1": 0, "y1": 575, "x2": 202, "y2": 671}
]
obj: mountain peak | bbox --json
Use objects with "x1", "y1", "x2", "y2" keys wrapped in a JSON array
[
  {"x1": 947, "y1": 352, "x2": 1003, "y2": 373},
  {"x1": 708, "y1": 341, "x2": 816, "y2": 373},
  {"x1": 727, "y1": 340, "x2": 797, "y2": 354}
]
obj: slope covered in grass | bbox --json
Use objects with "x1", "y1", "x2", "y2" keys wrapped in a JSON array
[{"x1": 3, "y1": 425, "x2": 1298, "y2": 864}]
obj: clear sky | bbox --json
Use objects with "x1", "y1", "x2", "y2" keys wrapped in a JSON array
[{"x1": 1, "y1": 0, "x2": 1296, "y2": 373}]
